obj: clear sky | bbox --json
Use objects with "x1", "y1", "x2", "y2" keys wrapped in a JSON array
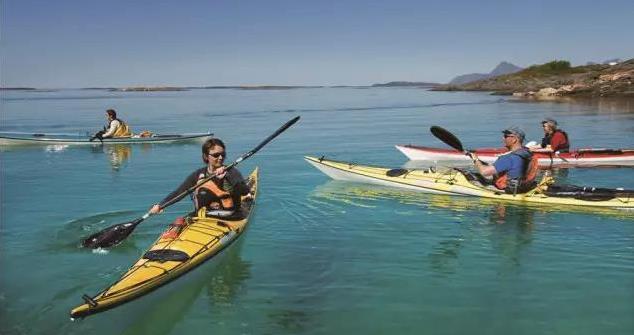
[{"x1": 1, "y1": 0, "x2": 633, "y2": 88}]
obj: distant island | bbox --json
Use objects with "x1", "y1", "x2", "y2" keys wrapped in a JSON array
[
  {"x1": 5, "y1": 59, "x2": 632, "y2": 98},
  {"x1": 198, "y1": 85, "x2": 325, "y2": 90},
  {"x1": 434, "y1": 58, "x2": 634, "y2": 97},
  {"x1": 102, "y1": 85, "x2": 331, "y2": 92},
  {"x1": 0, "y1": 87, "x2": 37, "y2": 91},
  {"x1": 449, "y1": 61, "x2": 523, "y2": 85},
  {"x1": 108, "y1": 86, "x2": 188, "y2": 92},
  {"x1": 371, "y1": 81, "x2": 440, "y2": 87}
]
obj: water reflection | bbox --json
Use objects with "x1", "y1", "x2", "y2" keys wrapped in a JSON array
[
  {"x1": 119, "y1": 241, "x2": 251, "y2": 335},
  {"x1": 428, "y1": 202, "x2": 535, "y2": 275},
  {"x1": 90, "y1": 144, "x2": 132, "y2": 170},
  {"x1": 310, "y1": 180, "x2": 633, "y2": 219},
  {"x1": 106, "y1": 144, "x2": 131, "y2": 170},
  {"x1": 511, "y1": 96, "x2": 634, "y2": 115}
]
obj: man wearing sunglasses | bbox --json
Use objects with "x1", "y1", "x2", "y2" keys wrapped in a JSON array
[
  {"x1": 149, "y1": 138, "x2": 251, "y2": 225},
  {"x1": 469, "y1": 127, "x2": 536, "y2": 194}
]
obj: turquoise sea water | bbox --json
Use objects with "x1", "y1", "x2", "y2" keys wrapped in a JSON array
[{"x1": 1, "y1": 88, "x2": 633, "y2": 334}]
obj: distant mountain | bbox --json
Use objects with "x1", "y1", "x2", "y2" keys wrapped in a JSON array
[
  {"x1": 449, "y1": 61, "x2": 523, "y2": 85},
  {"x1": 371, "y1": 81, "x2": 440, "y2": 87}
]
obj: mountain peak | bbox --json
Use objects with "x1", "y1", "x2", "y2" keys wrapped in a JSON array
[
  {"x1": 490, "y1": 61, "x2": 523, "y2": 76},
  {"x1": 449, "y1": 61, "x2": 523, "y2": 85}
]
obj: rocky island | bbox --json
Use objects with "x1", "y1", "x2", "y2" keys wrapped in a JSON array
[
  {"x1": 434, "y1": 59, "x2": 634, "y2": 98},
  {"x1": 109, "y1": 86, "x2": 188, "y2": 92}
]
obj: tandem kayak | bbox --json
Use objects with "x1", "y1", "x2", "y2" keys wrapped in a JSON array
[
  {"x1": 70, "y1": 168, "x2": 258, "y2": 319},
  {"x1": 395, "y1": 145, "x2": 634, "y2": 167},
  {"x1": 0, "y1": 132, "x2": 212, "y2": 146},
  {"x1": 305, "y1": 156, "x2": 634, "y2": 209}
]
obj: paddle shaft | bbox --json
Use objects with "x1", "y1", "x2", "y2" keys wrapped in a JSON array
[{"x1": 114, "y1": 116, "x2": 298, "y2": 229}]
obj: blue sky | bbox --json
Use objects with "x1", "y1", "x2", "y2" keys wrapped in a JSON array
[{"x1": 2, "y1": 0, "x2": 633, "y2": 88}]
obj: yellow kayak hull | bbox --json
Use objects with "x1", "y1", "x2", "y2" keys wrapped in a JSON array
[
  {"x1": 70, "y1": 168, "x2": 258, "y2": 319},
  {"x1": 305, "y1": 156, "x2": 634, "y2": 209}
]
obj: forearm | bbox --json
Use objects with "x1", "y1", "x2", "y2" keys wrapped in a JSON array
[
  {"x1": 102, "y1": 123, "x2": 117, "y2": 138},
  {"x1": 158, "y1": 172, "x2": 198, "y2": 207},
  {"x1": 474, "y1": 160, "x2": 496, "y2": 176}
]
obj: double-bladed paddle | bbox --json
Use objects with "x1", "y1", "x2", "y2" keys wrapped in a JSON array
[
  {"x1": 82, "y1": 116, "x2": 301, "y2": 249},
  {"x1": 430, "y1": 125, "x2": 569, "y2": 165},
  {"x1": 430, "y1": 126, "x2": 489, "y2": 165}
]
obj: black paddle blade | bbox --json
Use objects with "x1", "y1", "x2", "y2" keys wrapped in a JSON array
[
  {"x1": 81, "y1": 218, "x2": 143, "y2": 249},
  {"x1": 430, "y1": 126, "x2": 464, "y2": 152}
]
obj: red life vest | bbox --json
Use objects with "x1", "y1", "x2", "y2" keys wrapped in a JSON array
[{"x1": 551, "y1": 130, "x2": 570, "y2": 152}]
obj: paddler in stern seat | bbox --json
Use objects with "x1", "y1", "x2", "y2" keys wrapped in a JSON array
[
  {"x1": 149, "y1": 138, "x2": 252, "y2": 238},
  {"x1": 468, "y1": 127, "x2": 539, "y2": 194}
]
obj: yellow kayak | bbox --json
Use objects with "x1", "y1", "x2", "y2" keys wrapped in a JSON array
[
  {"x1": 70, "y1": 168, "x2": 258, "y2": 319},
  {"x1": 305, "y1": 156, "x2": 634, "y2": 209}
]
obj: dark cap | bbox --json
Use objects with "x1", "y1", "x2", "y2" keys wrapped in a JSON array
[
  {"x1": 541, "y1": 118, "x2": 558, "y2": 127},
  {"x1": 502, "y1": 126, "x2": 525, "y2": 142}
]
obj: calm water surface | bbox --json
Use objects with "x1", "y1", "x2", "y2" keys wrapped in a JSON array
[{"x1": 1, "y1": 88, "x2": 633, "y2": 334}]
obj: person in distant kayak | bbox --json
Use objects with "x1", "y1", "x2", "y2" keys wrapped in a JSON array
[
  {"x1": 90, "y1": 109, "x2": 132, "y2": 141},
  {"x1": 469, "y1": 127, "x2": 538, "y2": 194},
  {"x1": 149, "y1": 138, "x2": 252, "y2": 238},
  {"x1": 531, "y1": 118, "x2": 570, "y2": 153}
]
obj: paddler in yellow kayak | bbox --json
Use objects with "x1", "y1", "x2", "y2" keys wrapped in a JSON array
[
  {"x1": 149, "y1": 138, "x2": 252, "y2": 238},
  {"x1": 89, "y1": 109, "x2": 132, "y2": 141},
  {"x1": 468, "y1": 127, "x2": 539, "y2": 194}
]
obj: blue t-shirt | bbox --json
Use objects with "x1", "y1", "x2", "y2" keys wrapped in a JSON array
[{"x1": 494, "y1": 152, "x2": 527, "y2": 179}]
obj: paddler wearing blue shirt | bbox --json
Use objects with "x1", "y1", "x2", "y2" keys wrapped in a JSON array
[{"x1": 468, "y1": 127, "x2": 538, "y2": 194}]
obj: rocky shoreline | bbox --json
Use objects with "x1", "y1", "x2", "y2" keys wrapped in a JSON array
[{"x1": 434, "y1": 59, "x2": 634, "y2": 98}]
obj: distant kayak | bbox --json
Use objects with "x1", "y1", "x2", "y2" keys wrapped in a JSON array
[
  {"x1": 395, "y1": 145, "x2": 634, "y2": 167},
  {"x1": 0, "y1": 132, "x2": 213, "y2": 146},
  {"x1": 305, "y1": 156, "x2": 634, "y2": 209}
]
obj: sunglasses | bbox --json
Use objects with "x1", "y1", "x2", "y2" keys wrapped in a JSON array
[
  {"x1": 207, "y1": 152, "x2": 225, "y2": 158},
  {"x1": 503, "y1": 133, "x2": 515, "y2": 139}
]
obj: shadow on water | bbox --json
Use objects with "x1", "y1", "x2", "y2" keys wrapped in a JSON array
[
  {"x1": 308, "y1": 180, "x2": 632, "y2": 282},
  {"x1": 116, "y1": 239, "x2": 252, "y2": 335},
  {"x1": 44, "y1": 210, "x2": 142, "y2": 252},
  {"x1": 428, "y1": 202, "x2": 536, "y2": 275}
]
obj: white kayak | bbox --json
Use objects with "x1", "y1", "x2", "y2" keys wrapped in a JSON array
[
  {"x1": 395, "y1": 144, "x2": 634, "y2": 167},
  {"x1": 0, "y1": 132, "x2": 213, "y2": 146}
]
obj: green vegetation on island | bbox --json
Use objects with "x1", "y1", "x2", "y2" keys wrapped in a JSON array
[{"x1": 434, "y1": 58, "x2": 634, "y2": 97}]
